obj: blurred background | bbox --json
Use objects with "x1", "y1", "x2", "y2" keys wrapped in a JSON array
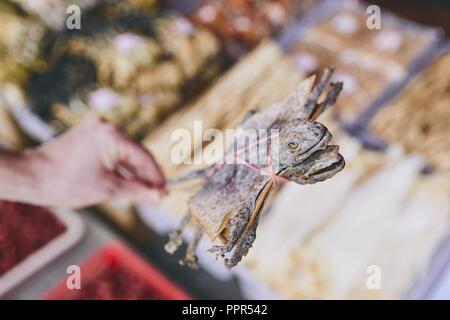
[{"x1": 0, "y1": 0, "x2": 449, "y2": 299}]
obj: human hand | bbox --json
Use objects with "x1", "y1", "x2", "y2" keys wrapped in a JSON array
[{"x1": 22, "y1": 117, "x2": 166, "y2": 208}]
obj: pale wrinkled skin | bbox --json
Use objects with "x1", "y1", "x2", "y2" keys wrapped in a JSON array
[{"x1": 165, "y1": 68, "x2": 345, "y2": 269}]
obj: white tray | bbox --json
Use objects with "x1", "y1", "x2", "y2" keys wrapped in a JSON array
[{"x1": 0, "y1": 209, "x2": 85, "y2": 297}]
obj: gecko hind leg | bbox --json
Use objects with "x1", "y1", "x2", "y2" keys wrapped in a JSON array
[
  {"x1": 224, "y1": 217, "x2": 259, "y2": 270},
  {"x1": 208, "y1": 206, "x2": 252, "y2": 257},
  {"x1": 165, "y1": 211, "x2": 191, "y2": 254},
  {"x1": 179, "y1": 225, "x2": 203, "y2": 269}
]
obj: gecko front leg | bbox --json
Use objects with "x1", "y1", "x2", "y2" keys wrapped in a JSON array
[{"x1": 167, "y1": 166, "x2": 213, "y2": 185}]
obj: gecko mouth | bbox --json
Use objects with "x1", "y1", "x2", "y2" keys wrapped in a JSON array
[
  {"x1": 310, "y1": 154, "x2": 345, "y2": 177},
  {"x1": 287, "y1": 145, "x2": 345, "y2": 183}
]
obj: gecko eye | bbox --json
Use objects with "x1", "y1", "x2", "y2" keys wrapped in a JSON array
[{"x1": 288, "y1": 141, "x2": 299, "y2": 149}]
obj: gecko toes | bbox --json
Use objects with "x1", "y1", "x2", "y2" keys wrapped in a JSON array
[
  {"x1": 208, "y1": 244, "x2": 233, "y2": 255},
  {"x1": 164, "y1": 232, "x2": 182, "y2": 254},
  {"x1": 179, "y1": 254, "x2": 199, "y2": 269}
]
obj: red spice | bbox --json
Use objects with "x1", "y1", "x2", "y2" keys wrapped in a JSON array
[
  {"x1": 44, "y1": 243, "x2": 191, "y2": 300},
  {"x1": 0, "y1": 201, "x2": 66, "y2": 276},
  {"x1": 73, "y1": 262, "x2": 167, "y2": 300}
]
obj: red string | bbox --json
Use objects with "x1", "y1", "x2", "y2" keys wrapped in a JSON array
[{"x1": 203, "y1": 131, "x2": 289, "y2": 185}]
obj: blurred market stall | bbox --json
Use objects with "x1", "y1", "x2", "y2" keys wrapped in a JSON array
[{"x1": 1, "y1": 0, "x2": 449, "y2": 300}]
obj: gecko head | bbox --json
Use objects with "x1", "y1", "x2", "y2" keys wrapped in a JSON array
[
  {"x1": 277, "y1": 119, "x2": 332, "y2": 167},
  {"x1": 283, "y1": 145, "x2": 345, "y2": 184}
]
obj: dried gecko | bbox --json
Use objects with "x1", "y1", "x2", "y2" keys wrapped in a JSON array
[{"x1": 165, "y1": 68, "x2": 345, "y2": 269}]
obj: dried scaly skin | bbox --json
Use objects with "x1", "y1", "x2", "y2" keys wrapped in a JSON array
[{"x1": 166, "y1": 68, "x2": 345, "y2": 269}]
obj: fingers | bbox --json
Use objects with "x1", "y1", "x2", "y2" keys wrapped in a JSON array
[
  {"x1": 92, "y1": 118, "x2": 167, "y2": 198},
  {"x1": 95, "y1": 120, "x2": 166, "y2": 191},
  {"x1": 115, "y1": 134, "x2": 166, "y2": 191},
  {"x1": 74, "y1": 115, "x2": 107, "y2": 133},
  {"x1": 109, "y1": 174, "x2": 161, "y2": 206}
]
